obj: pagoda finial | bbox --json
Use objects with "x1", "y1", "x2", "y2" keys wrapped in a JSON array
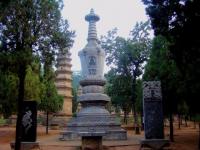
[{"x1": 85, "y1": 9, "x2": 100, "y2": 41}]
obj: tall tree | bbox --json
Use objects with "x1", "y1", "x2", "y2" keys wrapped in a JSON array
[
  {"x1": 142, "y1": 0, "x2": 200, "y2": 114},
  {"x1": 0, "y1": 1, "x2": 74, "y2": 149},
  {"x1": 105, "y1": 69, "x2": 132, "y2": 124},
  {"x1": 39, "y1": 77, "x2": 63, "y2": 134},
  {"x1": 0, "y1": 72, "x2": 18, "y2": 118},
  {"x1": 101, "y1": 21, "x2": 152, "y2": 134},
  {"x1": 143, "y1": 35, "x2": 181, "y2": 141},
  {"x1": 24, "y1": 63, "x2": 42, "y2": 101}
]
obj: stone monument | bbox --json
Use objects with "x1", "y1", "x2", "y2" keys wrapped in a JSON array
[
  {"x1": 60, "y1": 9, "x2": 127, "y2": 140},
  {"x1": 52, "y1": 51, "x2": 73, "y2": 126},
  {"x1": 10, "y1": 101, "x2": 40, "y2": 150},
  {"x1": 140, "y1": 81, "x2": 170, "y2": 149}
]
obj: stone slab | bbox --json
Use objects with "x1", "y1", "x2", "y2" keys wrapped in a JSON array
[
  {"x1": 10, "y1": 141, "x2": 40, "y2": 150},
  {"x1": 140, "y1": 139, "x2": 170, "y2": 150},
  {"x1": 60, "y1": 129, "x2": 127, "y2": 141},
  {"x1": 143, "y1": 81, "x2": 164, "y2": 139},
  {"x1": 79, "y1": 131, "x2": 105, "y2": 137}
]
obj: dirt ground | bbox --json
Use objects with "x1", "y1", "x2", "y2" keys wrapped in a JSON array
[{"x1": 0, "y1": 121, "x2": 199, "y2": 150}]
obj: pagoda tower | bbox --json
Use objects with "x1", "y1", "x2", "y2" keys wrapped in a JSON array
[
  {"x1": 60, "y1": 9, "x2": 127, "y2": 140},
  {"x1": 53, "y1": 51, "x2": 72, "y2": 126}
]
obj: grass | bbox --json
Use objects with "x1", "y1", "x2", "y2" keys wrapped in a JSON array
[{"x1": 0, "y1": 118, "x2": 6, "y2": 125}]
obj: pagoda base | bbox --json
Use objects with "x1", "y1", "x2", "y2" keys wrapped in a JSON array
[
  {"x1": 59, "y1": 114, "x2": 127, "y2": 140},
  {"x1": 60, "y1": 130, "x2": 127, "y2": 141}
]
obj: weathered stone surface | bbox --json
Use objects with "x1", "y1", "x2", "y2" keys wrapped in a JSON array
[
  {"x1": 21, "y1": 101, "x2": 37, "y2": 142},
  {"x1": 53, "y1": 51, "x2": 72, "y2": 126},
  {"x1": 60, "y1": 9, "x2": 127, "y2": 141},
  {"x1": 82, "y1": 136, "x2": 103, "y2": 150},
  {"x1": 141, "y1": 81, "x2": 170, "y2": 149},
  {"x1": 143, "y1": 81, "x2": 164, "y2": 139},
  {"x1": 140, "y1": 139, "x2": 170, "y2": 150},
  {"x1": 10, "y1": 141, "x2": 40, "y2": 150}
]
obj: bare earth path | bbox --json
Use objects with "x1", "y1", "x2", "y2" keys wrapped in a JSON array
[{"x1": 0, "y1": 122, "x2": 199, "y2": 150}]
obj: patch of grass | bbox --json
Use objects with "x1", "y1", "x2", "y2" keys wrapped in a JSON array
[{"x1": 0, "y1": 118, "x2": 6, "y2": 125}]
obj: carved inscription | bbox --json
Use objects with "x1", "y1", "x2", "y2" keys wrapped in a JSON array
[{"x1": 143, "y1": 81, "x2": 162, "y2": 101}]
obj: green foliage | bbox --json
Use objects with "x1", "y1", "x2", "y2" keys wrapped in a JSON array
[
  {"x1": 105, "y1": 70, "x2": 132, "y2": 113},
  {"x1": 0, "y1": 72, "x2": 18, "y2": 118},
  {"x1": 178, "y1": 101, "x2": 189, "y2": 116},
  {"x1": 101, "y1": 21, "x2": 151, "y2": 77},
  {"x1": 142, "y1": 0, "x2": 200, "y2": 114},
  {"x1": 143, "y1": 35, "x2": 181, "y2": 114},
  {"x1": 24, "y1": 65, "x2": 42, "y2": 101},
  {"x1": 39, "y1": 79, "x2": 63, "y2": 113},
  {"x1": 135, "y1": 79, "x2": 143, "y2": 112},
  {"x1": 72, "y1": 88, "x2": 78, "y2": 113},
  {"x1": 71, "y1": 71, "x2": 82, "y2": 113},
  {"x1": 101, "y1": 21, "x2": 152, "y2": 117},
  {"x1": 0, "y1": 118, "x2": 6, "y2": 125},
  {"x1": 0, "y1": 0, "x2": 74, "y2": 107}
]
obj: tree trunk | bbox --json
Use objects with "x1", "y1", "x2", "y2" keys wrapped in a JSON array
[
  {"x1": 15, "y1": 65, "x2": 26, "y2": 150},
  {"x1": 198, "y1": 122, "x2": 200, "y2": 150},
  {"x1": 178, "y1": 114, "x2": 181, "y2": 129},
  {"x1": 132, "y1": 103, "x2": 140, "y2": 134},
  {"x1": 185, "y1": 116, "x2": 188, "y2": 127},
  {"x1": 123, "y1": 109, "x2": 128, "y2": 124},
  {"x1": 46, "y1": 111, "x2": 49, "y2": 134},
  {"x1": 194, "y1": 119, "x2": 196, "y2": 129},
  {"x1": 131, "y1": 76, "x2": 140, "y2": 134},
  {"x1": 169, "y1": 113, "x2": 174, "y2": 142}
]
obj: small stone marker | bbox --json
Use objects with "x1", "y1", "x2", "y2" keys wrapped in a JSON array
[
  {"x1": 11, "y1": 101, "x2": 40, "y2": 150},
  {"x1": 21, "y1": 101, "x2": 37, "y2": 142},
  {"x1": 141, "y1": 81, "x2": 170, "y2": 149}
]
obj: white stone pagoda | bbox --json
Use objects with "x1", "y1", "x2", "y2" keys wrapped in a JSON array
[{"x1": 60, "y1": 9, "x2": 127, "y2": 140}]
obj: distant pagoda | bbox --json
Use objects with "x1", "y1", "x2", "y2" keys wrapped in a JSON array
[{"x1": 53, "y1": 51, "x2": 72, "y2": 126}]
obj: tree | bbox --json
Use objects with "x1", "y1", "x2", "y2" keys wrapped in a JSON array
[
  {"x1": 142, "y1": 0, "x2": 200, "y2": 114},
  {"x1": 105, "y1": 69, "x2": 132, "y2": 124},
  {"x1": 0, "y1": 1, "x2": 74, "y2": 149},
  {"x1": 24, "y1": 63, "x2": 42, "y2": 101},
  {"x1": 100, "y1": 21, "x2": 152, "y2": 134},
  {"x1": 143, "y1": 35, "x2": 181, "y2": 141},
  {"x1": 0, "y1": 72, "x2": 18, "y2": 118},
  {"x1": 39, "y1": 78, "x2": 63, "y2": 134},
  {"x1": 142, "y1": 1, "x2": 200, "y2": 144},
  {"x1": 135, "y1": 79, "x2": 143, "y2": 129},
  {"x1": 71, "y1": 71, "x2": 82, "y2": 113}
]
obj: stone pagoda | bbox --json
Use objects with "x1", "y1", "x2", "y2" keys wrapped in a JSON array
[
  {"x1": 53, "y1": 51, "x2": 72, "y2": 126},
  {"x1": 60, "y1": 9, "x2": 127, "y2": 140}
]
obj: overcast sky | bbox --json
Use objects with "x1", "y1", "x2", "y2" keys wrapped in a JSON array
[{"x1": 62, "y1": 0, "x2": 149, "y2": 72}]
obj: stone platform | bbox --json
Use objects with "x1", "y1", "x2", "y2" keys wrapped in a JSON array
[
  {"x1": 10, "y1": 141, "x2": 40, "y2": 150},
  {"x1": 60, "y1": 115, "x2": 127, "y2": 140},
  {"x1": 140, "y1": 139, "x2": 170, "y2": 150}
]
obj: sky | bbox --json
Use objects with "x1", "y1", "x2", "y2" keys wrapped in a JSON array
[{"x1": 61, "y1": 0, "x2": 149, "y2": 73}]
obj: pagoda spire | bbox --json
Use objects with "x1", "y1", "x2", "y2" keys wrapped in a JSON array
[{"x1": 85, "y1": 8, "x2": 100, "y2": 41}]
